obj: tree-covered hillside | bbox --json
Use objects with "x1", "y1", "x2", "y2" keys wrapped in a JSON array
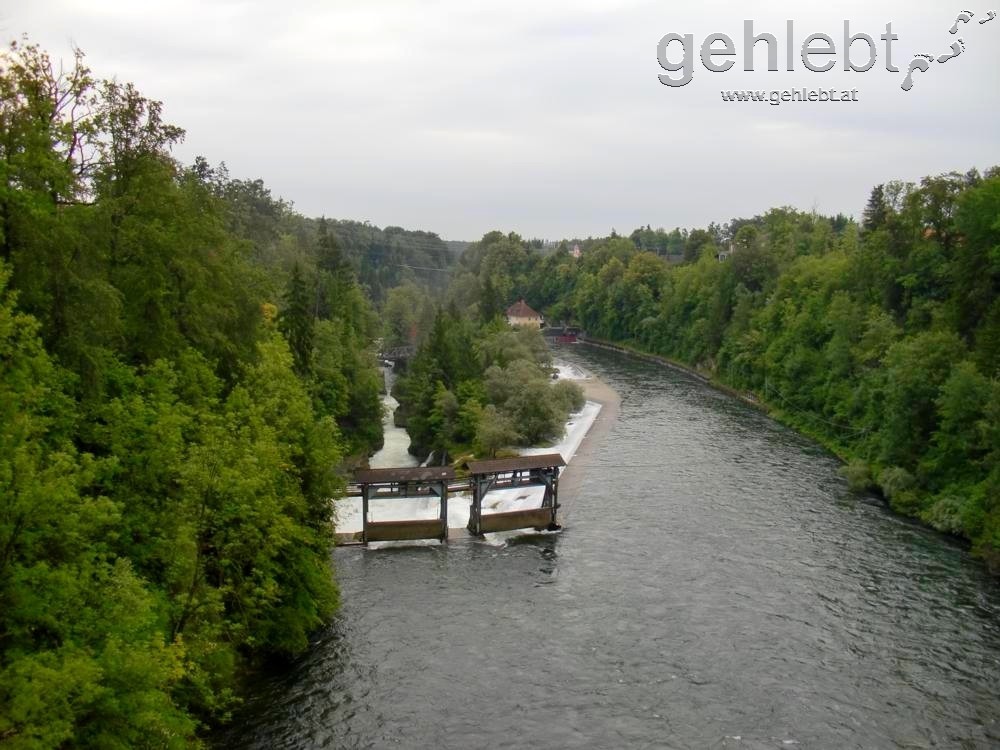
[{"x1": 201, "y1": 170, "x2": 458, "y2": 305}]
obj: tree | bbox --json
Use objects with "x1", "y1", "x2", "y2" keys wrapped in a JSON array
[
  {"x1": 428, "y1": 383, "x2": 459, "y2": 463},
  {"x1": 862, "y1": 184, "x2": 888, "y2": 233},
  {"x1": 475, "y1": 404, "x2": 523, "y2": 458},
  {"x1": 684, "y1": 228, "x2": 714, "y2": 261},
  {"x1": 279, "y1": 263, "x2": 314, "y2": 377},
  {"x1": 0, "y1": 262, "x2": 197, "y2": 745},
  {"x1": 952, "y1": 175, "x2": 1000, "y2": 365},
  {"x1": 479, "y1": 273, "x2": 503, "y2": 323},
  {"x1": 0, "y1": 39, "x2": 388, "y2": 742}
]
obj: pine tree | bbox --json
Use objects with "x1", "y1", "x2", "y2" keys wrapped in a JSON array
[
  {"x1": 862, "y1": 184, "x2": 888, "y2": 233},
  {"x1": 279, "y1": 263, "x2": 315, "y2": 377},
  {"x1": 316, "y1": 217, "x2": 350, "y2": 277}
]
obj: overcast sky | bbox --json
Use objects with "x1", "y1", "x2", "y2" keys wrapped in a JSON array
[{"x1": 3, "y1": 0, "x2": 999, "y2": 240}]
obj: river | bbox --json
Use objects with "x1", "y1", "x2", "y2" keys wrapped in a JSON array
[
  {"x1": 222, "y1": 344, "x2": 1000, "y2": 749},
  {"x1": 370, "y1": 365, "x2": 418, "y2": 470}
]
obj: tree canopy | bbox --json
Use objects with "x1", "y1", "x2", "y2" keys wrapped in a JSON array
[{"x1": 0, "y1": 39, "x2": 385, "y2": 746}]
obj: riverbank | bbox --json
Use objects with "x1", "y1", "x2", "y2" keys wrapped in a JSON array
[
  {"x1": 580, "y1": 335, "x2": 768, "y2": 411},
  {"x1": 578, "y1": 335, "x2": 863, "y2": 459},
  {"x1": 332, "y1": 361, "x2": 620, "y2": 544},
  {"x1": 552, "y1": 362, "x2": 620, "y2": 527},
  {"x1": 576, "y1": 335, "x2": 1000, "y2": 577}
]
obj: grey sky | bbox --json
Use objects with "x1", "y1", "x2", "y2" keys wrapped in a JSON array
[{"x1": 3, "y1": 0, "x2": 998, "y2": 240}]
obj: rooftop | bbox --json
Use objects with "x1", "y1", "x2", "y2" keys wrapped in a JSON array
[
  {"x1": 354, "y1": 466, "x2": 456, "y2": 484},
  {"x1": 505, "y1": 299, "x2": 541, "y2": 319}
]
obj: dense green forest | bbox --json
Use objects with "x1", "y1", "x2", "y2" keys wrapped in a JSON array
[
  {"x1": 381, "y1": 231, "x2": 587, "y2": 464},
  {"x1": 447, "y1": 175, "x2": 1000, "y2": 571},
  {"x1": 393, "y1": 313, "x2": 584, "y2": 461},
  {"x1": 0, "y1": 40, "x2": 393, "y2": 746}
]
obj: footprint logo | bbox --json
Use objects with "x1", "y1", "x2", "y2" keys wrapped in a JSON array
[{"x1": 902, "y1": 9, "x2": 995, "y2": 90}]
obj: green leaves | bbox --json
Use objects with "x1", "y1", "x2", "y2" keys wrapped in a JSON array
[
  {"x1": 0, "y1": 39, "x2": 379, "y2": 745},
  {"x1": 397, "y1": 312, "x2": 582, "y2": 462},
  {"x1": 469, "y1": 169, "x2": 1000, "y2": 571},
  {"x1": 0, "y1": 264, "x2": 197, "y2": 746},
  {"x1": 277, "y1": 263, "x2": 315, "y2": 378}
]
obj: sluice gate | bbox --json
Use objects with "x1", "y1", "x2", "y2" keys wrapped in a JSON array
[{"x1": 345, "y1": 454, "x2": 565, "y2": 545}]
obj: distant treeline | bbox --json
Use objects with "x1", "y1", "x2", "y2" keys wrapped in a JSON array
[
  {"x1": 0, "y1": 40, "x2": 389, "y2": 745},
  {"x1": 446, "y1": 171, "x2": 1000, "y2": 572},
  {"x1": 205, "y1": 169, "x2": 461, "y2": 303}
]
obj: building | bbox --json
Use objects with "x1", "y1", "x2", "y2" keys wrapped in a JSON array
[
  {"x1": 571, "y1": 244, "x2": 582, "y2": 259},
  {"x1": 505, "y1": 299, "x2": 544, "y2": 329}
]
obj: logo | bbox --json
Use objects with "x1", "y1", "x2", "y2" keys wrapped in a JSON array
[{"x1": 656, "y1": 11, "x2": 997, "y2": 95}]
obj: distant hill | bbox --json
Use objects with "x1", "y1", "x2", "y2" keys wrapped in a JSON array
[
  {"x1": 214, "y1": 178, "x2": 459, "y2": 301},
  {"x1": 326, "y1": 220, "x2": 457, "y2": 301}
]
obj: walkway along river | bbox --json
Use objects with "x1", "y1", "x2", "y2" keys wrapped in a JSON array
[{"x1": 222, "y1": 344, "x2": 1000, "y2": 749}]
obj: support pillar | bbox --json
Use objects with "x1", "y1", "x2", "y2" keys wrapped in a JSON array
[{"x1": 361, "y1": 484, "x2": 371, "y2": 545}]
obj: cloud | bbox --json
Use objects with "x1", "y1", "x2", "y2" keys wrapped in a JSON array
[{"x1": 2, "y1": 0, "x2": 998, "y2": 239}]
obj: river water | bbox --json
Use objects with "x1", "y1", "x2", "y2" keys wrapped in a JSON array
[
  {"x1": 223, "y1": 344, "x2": 1000, "y2": 749},
  {"x1": 370, "y1": 365, "x2": 418, "y2": 470}
]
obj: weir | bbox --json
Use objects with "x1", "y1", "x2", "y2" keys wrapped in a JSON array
[
  {"x1": 345, "y1": 453, "x2": 566, "y2": 544},
  {"x1": 352, "y1": 466, "x2": 453, "y2": 545},
  {"x1": 467, "y1": 453, "x2": 565, "y2": 535}
]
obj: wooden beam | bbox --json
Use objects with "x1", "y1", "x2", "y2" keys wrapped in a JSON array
[
  {"x1": 440, "y1": 481, "x2": 449, "y2": 541},
  {"x1": 365, "y1": 519, "x2": 447, "y2": 542},
  {"x1": 479, "y1": 508, "x2": 557, "y2": 534}
]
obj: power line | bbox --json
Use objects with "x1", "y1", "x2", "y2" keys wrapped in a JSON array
[
  {"x1": 393, "y1": 263, "x2": 453, "y2": 273},
  {"x1": 763, "y1": 377, "x2": 869, "y2": 436}
]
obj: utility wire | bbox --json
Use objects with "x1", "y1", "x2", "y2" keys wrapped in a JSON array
[
  {"x1": 763, "y1": 377, "x2": 869, "y2": 436},
  {"x1": 392, "y1": 263, "x2": 454, "y2": 273}
]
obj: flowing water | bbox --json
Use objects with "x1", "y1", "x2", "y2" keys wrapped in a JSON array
[
  {"x1": 223, "y1": 345, "x2": 1000, "y2": 749},
  {"x1": 370, "y1": 365, "x2": 418, "y2": 470}
]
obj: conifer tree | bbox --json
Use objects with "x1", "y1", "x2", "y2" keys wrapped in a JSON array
[{"x1": 279, "y1": 263, "x2": 315, "y2": 377}]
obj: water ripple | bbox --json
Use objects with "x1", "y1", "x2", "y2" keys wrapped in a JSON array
[{"x1": 220, "y1": 345, "x2": 1000, "y2": 749}]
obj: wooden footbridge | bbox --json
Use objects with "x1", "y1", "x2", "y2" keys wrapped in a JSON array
[
  {"x1": 344, "y1": 453, "x2": 565, "y2": 545},
  {"x1": 378, "y1": 345, "x2": 416, "y2": 363}
]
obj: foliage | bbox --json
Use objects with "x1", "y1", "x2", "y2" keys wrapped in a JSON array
[
  {"x1": 395, "y1": 310, "x2": 584, "y2": 461},
  {"x1": 0, "y1": 40, "x2": 384, "y2": 746},
  {"x1": 475, "y1": 405, "x2": 522, "y2": 458},
  {"x1": 452, "y1": 170, "x2": 1000, "y2": 571},
  {"x1": 840, "y1": 458, "x2": 874, "y2": 492},
  {"x1": 382, "y1": 282, "x2": 436, "y2": 350},
  {"x1": 278, "y1": 264, "x2": 314, "y2": 377}
]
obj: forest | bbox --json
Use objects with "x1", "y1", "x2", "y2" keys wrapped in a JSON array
[
  {"x1": 446, "y1": 173, "x2": 1000, "y2": 571},
  {"x1": 392, "y1": 312, "x2": 585, "y2": 462},
  {"x1": 192, "y1": 163, "x2": 460, "y2": 304},
  {"x1": 0, "y1": 40, "x2": 413, "y2": 746}
]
